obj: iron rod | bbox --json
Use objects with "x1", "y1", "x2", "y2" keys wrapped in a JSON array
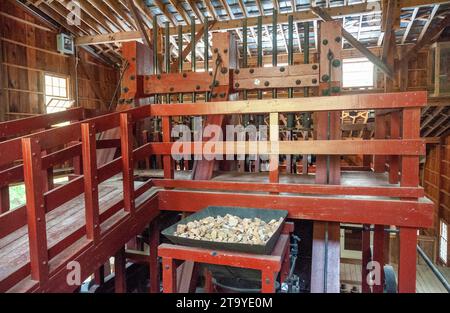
[
  {"x1": 272, "y1": 9, "x2": 278, "y2": 99},
  {"x1": 153, "y1": 17, "x2": 159, "y2": 104},
  {"x1": 417, "y1": 245, "x2": 450, "y2": 293},
  {"x1": 257, "y1": 16, "x2": 263, "y2": 101},
  {"x1": 178, "y1": 25, "x2": 184, "y2": 103},
  {"x1": 165, "y1": 21, "x2": 170, "y2": 103},
  {"x1": 204, "y1": 18, "x2": 209, "y2": 102},
  {"x1": 191, "y1": 15, "x2": 196, "y2": 103},
  {"x1": 287, "y1": 15, "x2": 294, "y2": 126}
]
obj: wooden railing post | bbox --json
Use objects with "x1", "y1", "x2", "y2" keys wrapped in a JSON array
[
  {"x1": 81, "y1": 122, "x2": 100, "y2": 243},
  {"x1": 22, "y1": 137, "x2": 49, "y2": 283},
  {"x1": 398, "y1": 107, "x2": 421, "y2": 293},
  {"x1": 120, "y1": 113, "x2": 135, "y2": 214},
  {"x1": 0, "y1": 186, "x2": 10, "y2": 213},
  {"x1": 162, "y1": 116, "x2": 174, "y2": 179}
]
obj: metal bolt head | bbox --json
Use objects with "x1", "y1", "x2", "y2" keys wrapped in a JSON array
[
  {"x1": 123, "y1": 87, "x2": 129, "y2": 93},
  {"x1": 312, "y1": 79, "x2": 317, "y2": 84},
  {"x1": 182, "y1": 73, "x2": 187, "y2": 78},
  {"x1": 221, "y1": 67, "x2": 228, "y2": 74},
  {"x1": 335, "y1": 36, "x2": 341, "y2": 43},
  {"x1": 280, "y1": 67, "x2": 285, "y2": 72},
  {"x1": 235, "y1": 83, "x2": 240, "y2": 88},
  {"x1": 131, "y1": 57, "x2": 136, "y2": 62},
  {"x1": 130, "y1": 75, "x2": 135, "y2": 80},
  {"x1": 157, "y1": 74, "x2": 161, "y2": 80},
  {"x1": 312, "y1": 64, "x2": 318, "y2": 70},
  {"x1": 196, "y1": 85, "x2": 200, "y2": 90},
  {"x1": 164, "y1": 265, "x2": 170, "y2": 270},
  {"x1": 296, "y1": 79, "x2": 301, "y2": 85},
  {"x1": 322, "y1": 74, "x2": 330, "y2": 82},
  {"x1": 234, "y1": 69, "x2": 240, "y2": 75},
  {"x1": 322, "y1": 39, "x2": 328, "y2": 45},
  {"x1": 170, "y1": 87, "x2": 174, "y2": 92},
  {"x1": 332, "y1": 59, "x2": 341, "y2": 68},
  {"x1": 223, "y1": 49, "x2": 228, "y2": 53},
  {"x1": 264, "y1": 81, "x2": 270, "y2": 87},
  {"x1": 249, "y1": 68, "x2": 255, "y2": 74},
  {"x1": 211, "y1": 251, "x2": 217, "y2": 256},
  {"x1": 265, "y1": 278, "x2": 270, "y2": 284},
  {"x1": 219, "y1": 93, "x2": 226, "y2": 98},
  {"x1": 213, "y1": 48, "x2": 219, "y2": 53}
]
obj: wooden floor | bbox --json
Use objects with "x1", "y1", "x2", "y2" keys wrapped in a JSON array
[
  {"x1": 0, "y1": 177, "x2": 157, "y2": 290},
  {"x1": 340, "y1": 262, "x2": 450, "y2": 293}
]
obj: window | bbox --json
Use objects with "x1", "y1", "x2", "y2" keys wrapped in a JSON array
[
  {"x1": 342, "y1": 58, "x2": 374, "y2": 88},
  {"x1": 440, "y1": 220, "x2": 448, "y2": 264},
  {"x1": 44, "y1": 74, "x2": 73, "y2": 113}
]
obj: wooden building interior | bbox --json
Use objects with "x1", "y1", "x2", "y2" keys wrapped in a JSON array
[{"x1": 0, "y1": 0, "x2": 449, "y2": 294}]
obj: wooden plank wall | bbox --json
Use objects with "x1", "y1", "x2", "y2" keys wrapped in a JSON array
[
  {"x1": 0, "y1": 1, "x2": 118, "y2": 122},
  {"x1": 423, "y1": 134, "x2": 450, "y2": 265}
]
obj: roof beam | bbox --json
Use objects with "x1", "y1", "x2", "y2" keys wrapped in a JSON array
[
  {"x1": 126, "y1": 0, "x2": 153, "y2": 49},
  {"x1": 399, "y1": 12, "x2": 450, "y2": 65},
  {"x1": 417, "y1": 4, "x2": 440, "y2": 41},
  {"x1": 75, "y1": 2, "x2": 382, "y2": 45},
  {"x1": 312, "y1": 5, "x2": 394, "y2": 78},
  {"x1": 401, "y1": 7, "x2": 419, "y2": 44}
]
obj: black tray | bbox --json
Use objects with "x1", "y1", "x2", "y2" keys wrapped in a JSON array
[{"x1": 161, "y1": 206, "x2": 288, "y2": 255}]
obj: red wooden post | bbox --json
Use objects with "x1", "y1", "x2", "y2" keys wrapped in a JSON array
[
  {"x1": 94, "y1": 265, "x2": 105, "y2": 286},
  {"x1": 162, "y1": 257, "x2": 177, "y2": 293},
  {"x1": 0, "y1": 186, "x2": 10, "y2": 213},
  {"x1": 81, "y1": 123, "x2": 100, "y2": 242},
  {"x1": 22, "y1": 137, "x2": 49, "y2": 283},
  {"x1": 389, "y1": 112, "x2": 400, "y2": 184},
  {"x1": 204, "y1": 269, "x2": 214, "y2": 293},
  {"x1": 261, "y1": 270, "x2": 275, "y2": 293},
  {"x1": 149, "y1": 221, "x2": 160, "y2": 293},
  {"x1": 373, "y1": 114, "x2": 386, "y2": 173},
  {"x1": 398, "y1": 107, "x2": 421, "y2": 293},
  {"x1": 120, "y1": 113, "x2": 135, "y2": 214},
  {"x1": 141, "y1": 130, "x2": 150, "y2": 169},
  {"x1": 70, "y1": 141, "x2": 82, "y2": 177},
  {"x1": 361, "y1": 224, "x2": 372, "y2": 293},
  {"x1": 372, "y1": 225, "x2": 385, "y2": 293},
  {"x1": 162, "y1": 116, "x2": 174, "y2": 179},
  {"x1": 114, "y1": 247, "x2": 127, "y2": 293},
  {"x1": 398, "y1": 227, "x2": 417, "y2": 293}
]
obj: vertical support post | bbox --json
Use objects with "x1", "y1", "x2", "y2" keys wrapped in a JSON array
[
  {"x1": 141, "y1": 130, "x2": 150, "y2": 169},
  {"x1": 191, "y1": 15, "x2": 196, "y2": 103},
  {"x1": 204, "y1": 18, "x2": 209, "y2": 102},
  {"x1": 162, "y1": 257, "x2": 177, "y2": 293},
  {"x1": 120, "y1": 113, "x2": 135, "y2": 214},
  {"x1": 272, "y1": 9, "x2": 278, "y2": 99},
  {"x1": 398, "y1": 227, "x2": 417, "y2": 293},
  {"x1": 0, "y1": 186, "x2": 10, "y2": 213},
  {"x1": 302, "y1": 21, "x2": 310, "y2": 175},
  {"x1": 374, "y1": 114, "x2": 386, "y2": 173},
  {"x1": 165, "y1": 21, "x2": 171, "y2": 103},
  {"x1": 81, "y1": 123, "x2": 100, "y2": 242},
  {"x1": 261, "y1": 270, "x2": 275, "y2": 293},
  {"x1": 398, "y1": 107, "x2": 421, "y2": 293},
  {"x1": 389, "y1": 112, "x2": 400, "y2": 183},
  {"x1": 269, "y1": 112, "x2": 279, "y2": 184},
  {"x1": 286, "y1": 15, "x2": 294, "y2": 174},
  {"x1": 162, "y1": 116, "x2": 174, "y2": 179},
  {"x1": 257, "y1": 16, "x2": 263, "y2": 101},
  {"x1": 204, "y1": 269, "x2": 214, "y2": 293},
  {"x1": 153, "y1": 17, "x2": 160, "y2": 104},
  {"x1": 178, "y1": 25, "x2": 184, "y2": 103},
  {"x1": 115, "y1": 247, "x2": 127, "y2": 293},
  {"x1": 22, "y1": 138, "x2": 49, "y2": 283},
  {"x1": 149, "y1": 221, "x2": 160, "y2": 293},
  {"x1": 242, "y1": 19, "x2": 248, "y2": 102},
  {"x1": 372, "y1": 225, "x2": 385, "y2": 293},
  {"x1": 361, "y1": 224, "x2": 372, "y2": 293}
]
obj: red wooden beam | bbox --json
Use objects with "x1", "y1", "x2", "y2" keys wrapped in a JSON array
[
  {"x1": 158, "y1": 190, "x2": 433, "y2": 228},
  {"x1": 120, "y1": 113, "x2": 135, "y2": 214},
  {"x1": 21, "y1": 138, "x2": 49, "y2": 283}
]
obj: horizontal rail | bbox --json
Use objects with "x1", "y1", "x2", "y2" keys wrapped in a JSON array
[
  {"x1": 152, "y1": 179, "x2": 425, "y2": 198},
  {"x1": 144, "y1": 140, "x2": 425, "y2": 156},
  {"x1": 158, "y1": 190, "x2": 434, "y2": 228},
  {"x1": 0, "y1": 108, "x2": 84, "y2": 138},
  {"x1": 150, "y1": 92, "x2": 427, "y2": 116}
]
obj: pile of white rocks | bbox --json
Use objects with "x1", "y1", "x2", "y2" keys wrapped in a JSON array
[{"x1": 174, "y1": 214, "x2": 283, "y2": 245}]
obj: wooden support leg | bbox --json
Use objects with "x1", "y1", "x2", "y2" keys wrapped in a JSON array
[
  {"x1": 361, "y1": 224, "x2": 371, "y2": 293},
  {"x1": 389, "y1": 112, "x2": 400, "y2": 184},
  {"x1": 261, "y1": 270, "x2": 276, "y2": 293},
  {"x1": 372, "y1": 225, "x2": 385, "y2": 293},
  {"x1": 162, "y1": 257, "x2": 177, "y2": 293},
  {"x1": 373, "y1": 114, "x2": 386, "y2": 173},
  {"x1": 149, "y1": 222, "x2": 160, "y2": 293},
  {"x1": 204, "y1": 269, "x2": 214, "y2": 293},
  {"x1": 0, "y1": 186, "x2": 10, "y2": 213},
  {"x1": 398, "y1": 227, "x2": 417, "y2": 293},
  {"x1": 114, "y1": 247, "x2": 127, "y2": 293}
]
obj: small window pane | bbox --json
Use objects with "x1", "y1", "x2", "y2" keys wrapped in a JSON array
[{"x1": 343, "y1": 58, "x2": 374, "y2": 88}]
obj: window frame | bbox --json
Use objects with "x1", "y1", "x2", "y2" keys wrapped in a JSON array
[
  {"x1": 439, "y1": 219, "x2": 448, "y2": 264},
  {"x1": 44, "y1": 73, "x2": 72, "y2": 113}
]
